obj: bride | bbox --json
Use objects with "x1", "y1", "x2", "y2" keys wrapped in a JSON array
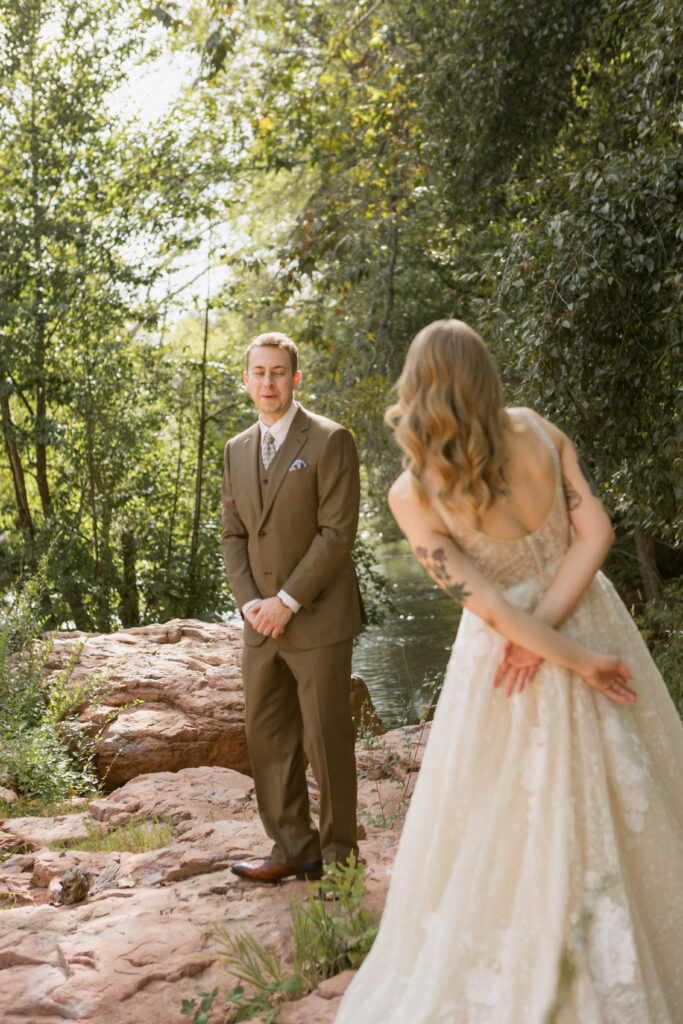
[{"x1": 336, "y1": 320, "x2": 683, "y2": 1023}]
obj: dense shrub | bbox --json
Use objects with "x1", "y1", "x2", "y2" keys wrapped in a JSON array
[{"x1": 0, "y1": 564, "x2": 114, "y2": 805}]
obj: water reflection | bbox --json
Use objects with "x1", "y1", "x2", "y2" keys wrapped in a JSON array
[{"x1": 352, "y1": 541, "x2": 462, "y2": 728}]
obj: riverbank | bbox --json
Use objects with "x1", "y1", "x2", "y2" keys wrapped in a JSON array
[{"x1": 352, "y1": 539, "x2": 462, "y2": 727}]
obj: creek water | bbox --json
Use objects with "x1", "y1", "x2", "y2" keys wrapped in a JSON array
[{"x1": 351, "y1": 541, "x2": 462, "y2": 729}]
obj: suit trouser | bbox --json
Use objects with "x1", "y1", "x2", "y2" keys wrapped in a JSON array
[{"x1": 242, "y1": 634, "x2": 358, "y2": 866}]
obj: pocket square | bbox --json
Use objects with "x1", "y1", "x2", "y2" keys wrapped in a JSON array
[{"x1": 288, "y1": 459, "x2": 307, "y2": 472}]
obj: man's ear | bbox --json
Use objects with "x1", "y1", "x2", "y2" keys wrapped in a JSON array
[
  {"x1": 294, "y1": 370, "x2": 302, "y2": 388},
  {"x1": 243, "y1": 371, "x2": 250, "y2": 387}
]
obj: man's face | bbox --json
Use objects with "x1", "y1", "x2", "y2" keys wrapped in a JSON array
[{"x1": 244, "y1": 345, "x2": 301, "y2": 424}]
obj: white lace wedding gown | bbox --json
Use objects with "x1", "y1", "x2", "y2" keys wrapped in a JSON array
[{"x1": 337, "y1": 414, "x2": 683, "y2": 1023}]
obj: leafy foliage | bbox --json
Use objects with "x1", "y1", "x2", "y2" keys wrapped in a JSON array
[
  {"x1": 637, "y1": 578, "x2": 683, "y2": 717},
  {"x1": 0, "y1": 0, "x2": 238, "y2": 629},
  {"x1": 191, "y1": 0, "x2": 681, "y2": 599},
  {"x1": 187, "y1": 857, "x2": 378, "y2": 1021},
  {"x1": 181, "y1": 987, "x2": 219, "y2": 1024},
  {"x1": 485, "y1": 0, "x2": 682, "y2": 553},
  {"x1": 1, "y1": 0, "x2": 679, "y2": 634},
  {"x1": 0, "y1": 562, "x2": 114, "y2": 802},
  {"x1": 213, "y1": 930, "x2": 300, "y2": 1022},
  {"x1": 352, "y1": 534, "x2": 393, "y2": 626},
  {"x1": 290, "y1": 855, "x2": 379, "y2": 979}
]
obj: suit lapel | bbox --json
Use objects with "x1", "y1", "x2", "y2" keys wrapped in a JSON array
[
  {"x1": 235, "y1": 423, "x2": 262, "y2": 522},
  {"x1": 258, "y1": 407, "x2": 310, "y2": 528}
]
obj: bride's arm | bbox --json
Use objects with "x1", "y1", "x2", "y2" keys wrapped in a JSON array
[
  {"x1": 388, "y1": 473, "x2": 636, "y2": 704},
  {"x1": 527, "y1": 411, "x2": 616, "y2": 627},
  {"x1": 496, "y1": 412, "x2": 616, "y2": 693}
]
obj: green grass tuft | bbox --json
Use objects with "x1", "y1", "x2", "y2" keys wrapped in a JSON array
[
  {"x1": 185, "y1": 856, "x2": 378, "y2": 1021},
  {"x1": 48, "y1": 816, "x2": 174, "y2": 854}
]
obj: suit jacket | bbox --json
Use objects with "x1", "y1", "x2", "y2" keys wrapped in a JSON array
[{"x1": 221, "y1": 405, "x2": 365, "y2": 650}]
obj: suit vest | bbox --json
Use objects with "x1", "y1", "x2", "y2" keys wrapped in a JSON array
[{"x1": 258, "y1": 446, "x2": 277, "y2": 504}]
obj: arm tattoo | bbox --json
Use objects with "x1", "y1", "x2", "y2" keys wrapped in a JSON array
[
  {"x1": 578, "y1": 455, "x2": 600, "y2": 498},
  {"x1": 563, "y1": 476, "x2": 582, "y2": 511},
  {"x1": 414, "y1": 546, "x2": 471, "y2": 605}
]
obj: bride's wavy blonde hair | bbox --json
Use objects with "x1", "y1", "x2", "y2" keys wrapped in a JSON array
[{"x1": 386, "y1": 319, "x2": 509, "y2": 512}]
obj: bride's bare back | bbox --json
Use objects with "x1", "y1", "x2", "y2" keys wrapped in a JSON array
[{"x1": 422, "y1": 407, "x2": 560, "y2": 542}]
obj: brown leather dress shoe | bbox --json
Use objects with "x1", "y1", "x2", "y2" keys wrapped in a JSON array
[{"x1": 231, "y1": 856, "x2": 323, "y2": 883}]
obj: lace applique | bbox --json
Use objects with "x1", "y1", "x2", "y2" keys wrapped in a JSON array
[
  {"x1": 462, "y1": 928, "x2": 517, "y2": 1021},
  {"x1": 465, "y1": 959, "x2": 502, "y2": 1009},
  {"x1": 602, "y1": 711, "x2": 651, "y2": 832},
  {"x1": 589, "y1": 893, "x2": 638, "y2": 991}
]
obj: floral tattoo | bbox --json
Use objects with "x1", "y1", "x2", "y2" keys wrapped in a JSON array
[
  {"x1": 563, "y1": 453, "x2": 600, "y2": 511},
  {"x1": 414, "y1": 546, "x2": 471, "y2": 605},
  {"x1": 563, "y1": 476, "x2": 582, "y2": 510}
]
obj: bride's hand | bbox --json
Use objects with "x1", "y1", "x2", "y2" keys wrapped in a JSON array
[
  {"x1": 493, "y1": 641, "x2": 543, "y2": 697},
  {"x1": 581, "y1": 654, "x2": 637, "y2": 703}
]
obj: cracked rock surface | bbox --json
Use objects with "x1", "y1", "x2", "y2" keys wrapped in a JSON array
[
  {"x1": 44, "y1": 619, "x2": 250, "y2": 788},
  {"x1": 0, "y1": 727, "x2": 430, "y2": 1023}
]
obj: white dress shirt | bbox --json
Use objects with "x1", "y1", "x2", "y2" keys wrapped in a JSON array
[
  {"x1": 258, "y1": 399, "x2": 299, "y2": 449},
  {"x1": 243, "y1": 402, "x2": 301, "y2": 616}
]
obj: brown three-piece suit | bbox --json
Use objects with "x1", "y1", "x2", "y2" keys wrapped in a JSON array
[{"x1": 221, "y1": 405, "x2": 365, "y2": 865}]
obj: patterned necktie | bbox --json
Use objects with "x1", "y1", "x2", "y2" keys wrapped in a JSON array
[{"x1": 261, "y1": 430, "x2": 276, "y2": 469}]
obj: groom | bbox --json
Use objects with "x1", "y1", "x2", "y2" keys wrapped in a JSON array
[{"x1": 221, "y1": 331, "x2": 364, "y2": 882}]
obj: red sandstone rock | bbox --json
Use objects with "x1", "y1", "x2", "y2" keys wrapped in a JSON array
[
  {"x1": 2, "y1": 812, "x2": 91, "y2": 848},
  {"x1": 44, "y1": 619, "x2": 380, "y2": 788},
  {"x1": 42, "y1": 619, "x2": 250, "y2": 787},
  {"x1": 0, "y1": 726, "x2": 429, "y2": 1024}
]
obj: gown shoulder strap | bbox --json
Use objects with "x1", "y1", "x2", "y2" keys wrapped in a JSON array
[
  {"x1": 517, "y1": 409, "x2": 566, "y2": 511},
  {"x1": 519, "y1": 409, "x2": 561, "y2": 466},
  {"x1": 419, "y1": 476, "x2": 473, "y2": 546}
]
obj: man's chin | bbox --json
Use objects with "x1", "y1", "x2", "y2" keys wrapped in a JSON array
[{"x1": 258, "y1": 399, "x2": 293, "y2": 419}]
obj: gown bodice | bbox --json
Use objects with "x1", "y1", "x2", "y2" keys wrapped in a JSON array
[{"x1": 429, "y1": 411, "x2": 571, "y2": 591}]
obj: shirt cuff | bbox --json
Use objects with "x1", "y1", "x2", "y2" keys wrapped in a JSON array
[
  {"x1": 277, "y1": 589, "x2": 301, "y2": 614},
  {"x1": 242, "y1": 598, "x2": 260, "y2": 613}
]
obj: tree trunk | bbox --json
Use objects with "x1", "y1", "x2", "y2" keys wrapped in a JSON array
[
  {"x1": 633, "y1": 526, "x2": 663, "y2": 602},
  {"x1": 187, "y1": 268, "x2": 211, "y2": 616},
  {"x1": 30, "y1": 43, "x2": 52, "y2": 520},
  {"x1": 119, "y1": 530, "x2": 140, "y2": 627},
  {"x1": 35, "y1": 373, "x2": 52, "y2": 517},
  {"x1": 86, "y1": 413, "x2": 100, "y2": 575},
  {"x1": 166, "y1": 414, "x2": 184, "y2": 571},
  {"x1": 0, "y1": 395, "x2": 36, "y2": 540},
  {"x1": 1, "y1": 392, "x2": 53, "y2": 622}
]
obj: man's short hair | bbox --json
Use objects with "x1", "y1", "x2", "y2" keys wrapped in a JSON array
[{"x1": 245, "y1": 332, "x2": 298, "y2": 374}]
